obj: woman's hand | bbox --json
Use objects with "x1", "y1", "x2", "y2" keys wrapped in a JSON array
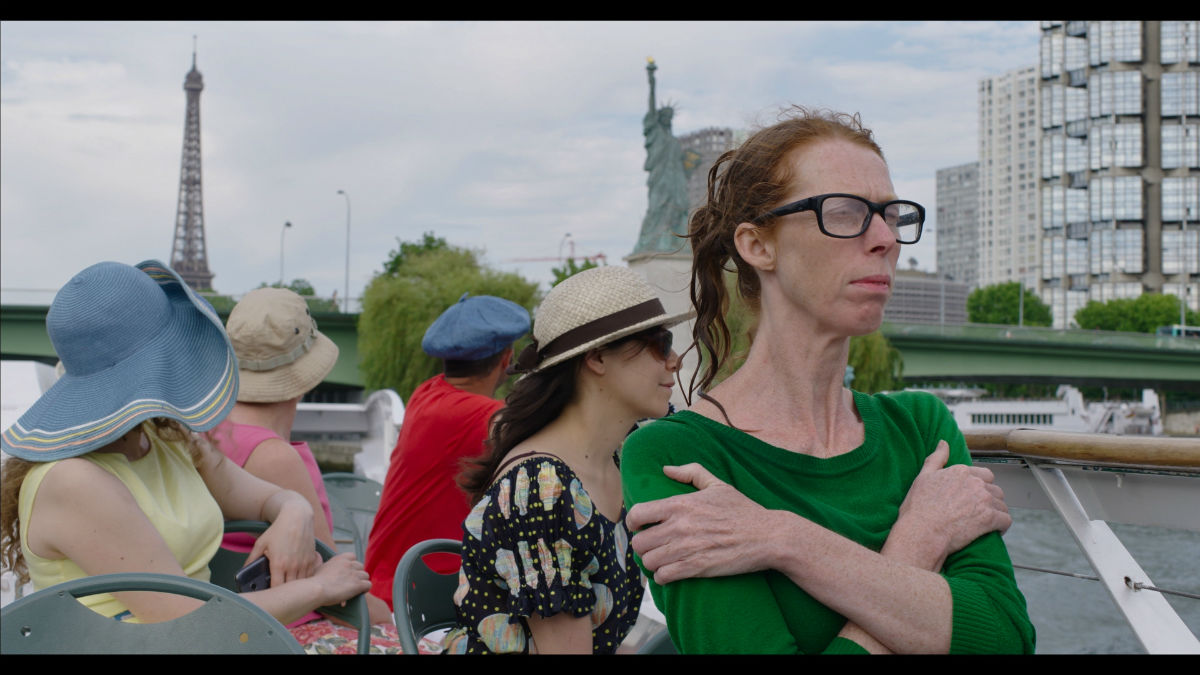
[
  {"x1": 885, "y1": 440, "x2": 1011, "y2": 571},
  {"x1": 626, "y1": 463, "x2": 784, "y2": 585},
  {"x1": 248, "y1": 492, "x2": 319, "y2": 587},
  {"x1": 309, "y1": 552, "x2": 372, "y2": 607}
]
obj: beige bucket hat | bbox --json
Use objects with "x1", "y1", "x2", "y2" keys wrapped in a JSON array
[
  {"x1": 226, "y1": 287, "x2": 339, "y2": 403},
  {"x1": 511, "y1": 266, "x2": 694, "y2": 374}
]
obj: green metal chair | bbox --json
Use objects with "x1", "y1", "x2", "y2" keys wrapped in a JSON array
[
  {"x1": 636, "y1": 626, "x2": 677, "y2": 654},
  {"x1": 0, "y1": 572, "x2": 304, "y2": 654},
  {"x1": 321, "y1": 472, "x2": 383, "y2": 560},
  {"x1": 210, "y1": 520, "x2": 371, "y2": 654},
  {"x1": 391, "y1": 538, "x2": 462, "y2": 654}
]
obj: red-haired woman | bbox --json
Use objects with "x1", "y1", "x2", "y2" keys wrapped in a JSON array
[{"x1": 622, "y1": 108, "x2": 1034, "y2": 654}]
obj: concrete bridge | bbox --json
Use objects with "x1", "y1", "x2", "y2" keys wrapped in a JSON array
[
  {"x1": 0, "y1": 305, "x2": 363, "y2": 391},
  {"x1": 3, "y1": 304, "x2": 1197, "y2": 393},
  {"x1": 880, "y1": 321, "x2": 1200, "y2": 392}
]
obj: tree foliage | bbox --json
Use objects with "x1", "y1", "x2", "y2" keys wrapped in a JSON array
[
  {"x1": 847, "y1": 331, "x2": 904, "y2": 393},
  {"x1": 257, "y1": 278, "x2": 339, "y2": 313},
  {"x1": 701, "y1": 274, "x2": 902, "y2": 394},
  {"x1": 1073, "y1": 293, "x2": 1198, "y2": 333},
  {"x1": 357, "y1": 233, "x2": 541, "y2": 400},
  {"x1": 967, "y1": 281, "x2": 1052, "y2": 326},
  {"x1": 550, "y1": 258, "x2": 600, "y2": 287}
]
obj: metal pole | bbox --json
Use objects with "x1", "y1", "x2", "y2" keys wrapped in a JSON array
[
  {"x1": 1183, "y1": 28, "x2": 1191, "y2": 328},
  {"x1": 337, "y1": 190, "x2": 351, "y2": 313},
  {"x1": 558, "y1": 232, "x2": 572, "y2": 264},
  {"x1": 940, "y1": 276, "x2": 945, "y2": 325},
  {"x1": 279, "y1": 221, "x2": 291, "y2": 286},
  {"x1": 1019, "y1": 277, "x2": 1025, "y2": 326},
  {"x1": 1182, "y1": 103, "x2": 1190, "y2": 328}
]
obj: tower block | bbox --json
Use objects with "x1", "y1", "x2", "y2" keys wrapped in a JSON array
[{"x1": 169, "y1": 46, "x2": 215, "y2": 291}]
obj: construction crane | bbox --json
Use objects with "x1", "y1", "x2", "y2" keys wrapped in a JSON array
[{"x1": 505, "y1": 233, "x2": 607, "y2": 265}]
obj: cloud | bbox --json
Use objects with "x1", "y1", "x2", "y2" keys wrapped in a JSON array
[{"x1": 2, "y1": 20, "x2": 1042, "y2": 303}]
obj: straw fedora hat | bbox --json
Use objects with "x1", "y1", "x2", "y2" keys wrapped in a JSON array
[
  {"x1": 1, "y1": 260, "x2": 238, "y2": 462},
  {"x1": 226, "y1": 287, "x2": 339, "y2": 403},
  {"x1": 512, "y1": 266, "x2": 694, "y2": 374}
]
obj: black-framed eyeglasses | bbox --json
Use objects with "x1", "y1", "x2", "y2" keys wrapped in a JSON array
[{"x1": 752, "y1": 193, "x2": 925, "y2": 244}]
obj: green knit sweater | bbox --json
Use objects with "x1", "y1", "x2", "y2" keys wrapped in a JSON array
[{"x1": 621, "y1": 390, "x2": 1035, "y2": 654}]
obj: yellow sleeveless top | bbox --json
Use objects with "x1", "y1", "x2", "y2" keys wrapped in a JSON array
[{"x1": 18, "y1": 421, "x2": 223, "y2": 621}]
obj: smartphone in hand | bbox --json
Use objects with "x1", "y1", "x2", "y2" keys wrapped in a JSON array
[{"x1": 235, "y1": 556, "x2": 271, "y2": 592}]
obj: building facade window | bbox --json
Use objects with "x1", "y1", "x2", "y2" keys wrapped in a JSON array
[
  {"x1": 1043, "y1": 185, "x2": 1066, "y2": 227},
  {"x1": 1090, "y1": 228, "x2": 1144, "y2": 274},
  {"x1": 1043, "y1": 236, "x2": 1063, "y2": 277},
  {"x1": 1090, "y1": 70, "x2": 1143, "y2": 117},
  {"x1": 1162, "y1": 228, "x2": 1200, "y2": 275},
  {"x1": 1067, "y1": 238, "x2": 1088, "y2": 275},
  {"x1": 1162, "y1": 123, "x2": 1200, "y2": 169},
  {"x1": 1090, "y1": 175, "x2": 1144, "y2": 221},
  {"x1": 1161, "y1": 71, "x2": 1200, "y2": 117},
  {"x1": 1091, "y1": 121, "x2": 1144, "y2": 168},
  {"x1": 1161, "y1": 21, "x2": 1199, "y2": 65},
  {"x1": 1162, "y1": 176, "x2": 1200, "y2": 222},
  {"x1": 1089, "y1": 281, "x2": 1143, "y2": 303},
  {"x1": 1089, "y1": 21, "x2": 1143, "y2": 65}
]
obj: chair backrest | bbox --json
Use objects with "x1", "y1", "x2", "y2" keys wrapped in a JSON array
[
  {"x1": 211, "y1": 520, "x2": 371, "y2": 654},
  {"x1": 392, "y1": 538, "x2": 462, "y2": 655},
  {"x1": 0, "y1": 572, "x2": 304, "y2": 654},
  {"x1": 637, "y1": 627, "x2": 677, "y2": 654},
  {"x1": 321, "y1": 472, "x2": 383, "y2": 560}
]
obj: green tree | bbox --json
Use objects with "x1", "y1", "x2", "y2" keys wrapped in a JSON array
[
  {"x1": 200, "y1": 292, "x2": 238, "y2": 315},
  {"x1": 847, "y1": 331, "x2": 904, "y2": 393},
  {"x1": 1073, "y1": 293, "x2": 1198, "y2": 333},
  {"x1": 358, "y1": 233, "x2": 541, "y2": 400},
  {"x1": 550, "y1": 258, "x2": 600, "y2": 287},
  {"x1": 967, "y1": 282, "x2": 1052, "y2": 326},
  {"x1": 257, "y1": 278, "x2": 339, "y2": 313}
]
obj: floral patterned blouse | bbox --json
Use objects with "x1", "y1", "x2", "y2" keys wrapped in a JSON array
[{"x1": 441, "y1": 455, "x2": 644, "y2": 654}]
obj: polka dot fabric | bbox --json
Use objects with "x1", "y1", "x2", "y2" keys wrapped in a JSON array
[{"x1": 441, "y1": 456, "x2": 644, "y2": 654}]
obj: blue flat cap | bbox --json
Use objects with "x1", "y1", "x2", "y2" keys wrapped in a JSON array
[{"x1": 422, "y1": 293, "x2": 531, "y2": 360}]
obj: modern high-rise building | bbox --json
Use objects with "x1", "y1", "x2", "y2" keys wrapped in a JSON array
[
  {"x1": 884, "y1": 269, "x2": 969, "y2": 324},
  {"x1": 678, "y1": 126, "x2": 742, "y2": 213},
  {"x1": 979, "y1": 66, "x2": 1042, "y2": 292},
  {"x1": 935, "y1": 161, "x2": 981, "y2": 289},
  {"x1": 1039, "y1": 21, "x2": 1199, "y2": 327}
]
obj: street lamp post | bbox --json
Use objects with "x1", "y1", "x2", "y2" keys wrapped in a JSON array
[
  {"x1": 1183, "y1": 28, "x2": 1192, "y2": 328},
  {"x1": 337, "y1": 190, "x2": 351, "y2": 313},
  {"x1": 279, "y1": 221, "x2": 292, "y2": 286},
  {"x1": 1018, "y1": 276, "x2": 1024, "y2": 327}
]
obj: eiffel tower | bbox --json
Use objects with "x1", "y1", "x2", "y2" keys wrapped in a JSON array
[{"x1": 169, "y1": 41, "x2": 215, "y2": 291}]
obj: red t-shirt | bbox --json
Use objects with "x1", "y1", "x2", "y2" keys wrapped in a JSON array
[{"x1": 364, "y1": 375, "x2": 502, "y2": 609}]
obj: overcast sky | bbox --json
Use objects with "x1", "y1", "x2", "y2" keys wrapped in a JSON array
[{"x1": 1, "y1": 20, "x2": 1041, "y2": 307}]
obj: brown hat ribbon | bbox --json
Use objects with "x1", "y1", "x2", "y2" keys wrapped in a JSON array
[{"x1": 511, "y1": 298, "x2": 665, "y2": 374}]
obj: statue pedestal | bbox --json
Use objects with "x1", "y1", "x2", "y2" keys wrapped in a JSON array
[{"x1": 626, "y1": 250, "x2": 697, "y2": 409}]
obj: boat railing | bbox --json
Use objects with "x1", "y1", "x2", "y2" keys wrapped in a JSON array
[{"x1": 966, "y1": 429, "x2": 1200, "y2": 654}]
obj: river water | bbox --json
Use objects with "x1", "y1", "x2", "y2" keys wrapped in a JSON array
[{"x1": 1005, "y1": 507, "x2": 1200, "y2": 654}]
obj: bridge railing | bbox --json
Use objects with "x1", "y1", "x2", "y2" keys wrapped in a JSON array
[{"x1": 883, "y1": 321, "x2": 1200, "y2": 352}]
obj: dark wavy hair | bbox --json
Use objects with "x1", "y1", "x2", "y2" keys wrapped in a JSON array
[
  {"x1": 456, "y1": 329, "x2": 661, "y2": 503},
  {"x1": 684, "y1": 106, "x2": 883, "y2": 402}
]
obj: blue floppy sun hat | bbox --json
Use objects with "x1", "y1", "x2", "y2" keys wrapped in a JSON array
[{"x1": 1, "y1": 260, "x2": 239, "y2": 462}]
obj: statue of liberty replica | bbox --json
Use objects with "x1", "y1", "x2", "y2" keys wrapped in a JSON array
[
  {"x1": 626, "y1": 58, "x2": 699, "y2": 405},
  {"x1": 631, "y1": 58, "x2": 694, "y2": 257}
]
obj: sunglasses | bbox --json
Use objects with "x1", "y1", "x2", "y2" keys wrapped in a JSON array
[{"x1": 635, "y1": 327, "x2": 673, "y2": 362}]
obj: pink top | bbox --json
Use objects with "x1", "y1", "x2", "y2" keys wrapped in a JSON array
[{"x1": 211, "y1": 419, "x2": 334, "y2": 626}]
